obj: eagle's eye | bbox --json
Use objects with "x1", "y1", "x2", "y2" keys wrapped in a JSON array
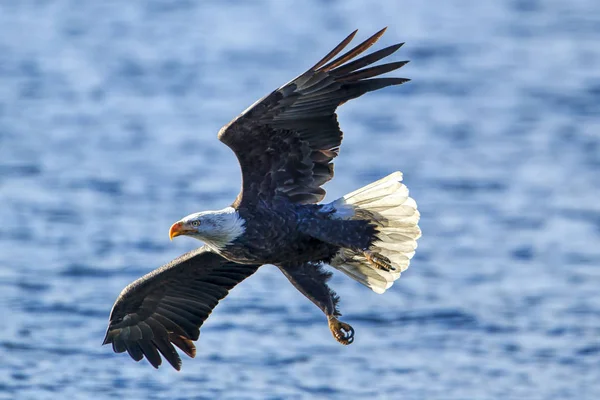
[{"x1": 191, "y1": 220, "x2": 200, "y2": 227}]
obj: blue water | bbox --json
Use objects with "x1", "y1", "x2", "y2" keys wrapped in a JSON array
[{"x1": 1, "y1": 1, "x2": 599, "y2": 399}]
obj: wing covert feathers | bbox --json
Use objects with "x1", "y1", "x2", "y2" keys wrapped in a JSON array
[{"x1": 218, "y1": 28, "x2": 409, "y2": 206}]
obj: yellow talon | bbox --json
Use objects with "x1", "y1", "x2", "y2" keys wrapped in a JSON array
[
  {"x1": 364, "y1": 250, "x2": 395, "y2": 271},
  {"x1": 328, "y1": 316, "x2": 355, "y2": 345}
]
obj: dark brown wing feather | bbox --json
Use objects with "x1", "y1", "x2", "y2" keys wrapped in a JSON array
[
  {"x1": 218, "y1": 28, "x2": 409, "y2": 207},
  {"x1": 102, "y1": 246, "x2": 260, "y2": 370}
]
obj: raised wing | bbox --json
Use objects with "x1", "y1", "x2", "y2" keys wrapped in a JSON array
[
  {"x1": 103, "y1": 247, "x2": 260, "y2": 370},
  {"x1": 219, "y1": 28, "x2": 409, "y2": 207}
]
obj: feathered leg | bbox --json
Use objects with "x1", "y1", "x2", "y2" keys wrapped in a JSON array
[
  {"x1": 277, "y1": 262, "x2": 354, "y2": 345},
  {"x1": 298, "y1": 218, "x2": 393, "y2": 272}
]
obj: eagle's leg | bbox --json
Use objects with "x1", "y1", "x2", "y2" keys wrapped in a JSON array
[
  {"x1": 298, "y1": 219, "x2": 393, "y2": 272},
  {"x1": 277, "y1": 261, "x2": 355, "y2": 345},
  {"x1": 363, "y1": 250, "x2": 395, "y2": 271}
]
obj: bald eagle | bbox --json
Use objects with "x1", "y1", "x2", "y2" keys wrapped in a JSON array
[{"x1": 103, "y1": 28, "x2": 421, "y2": 370}]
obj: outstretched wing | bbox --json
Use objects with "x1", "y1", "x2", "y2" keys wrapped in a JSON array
[
  {"x1": 219, "y1": 28, "x2": 409, "y2": 207},
  {"x1": 103, "y1": 247, "x2": 261, "y2": 370}
]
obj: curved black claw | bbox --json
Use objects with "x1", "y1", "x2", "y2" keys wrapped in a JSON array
[{"x1": 328, "y1": 317, "x2": 355, "y2": 345}]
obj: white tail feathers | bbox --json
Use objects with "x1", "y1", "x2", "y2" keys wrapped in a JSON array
[{"x1": 329, "y1": 172, "x2": 421, "y2": 294}]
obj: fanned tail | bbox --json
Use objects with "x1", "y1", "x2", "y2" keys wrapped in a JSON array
[{"x1": 329, "y1": 172, "x2": 421, "y2": 294}]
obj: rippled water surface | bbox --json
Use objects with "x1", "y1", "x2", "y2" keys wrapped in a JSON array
[{"x1": 1, "y1": 1, "x2": 599, "y2": 399}]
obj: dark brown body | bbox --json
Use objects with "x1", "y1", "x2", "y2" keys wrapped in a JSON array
[{"x1": 222, "y1": 199, "x2": 374, "y2": 266}]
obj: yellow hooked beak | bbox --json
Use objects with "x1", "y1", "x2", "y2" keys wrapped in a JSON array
[{"x1": 169, "y1": 221, "x2": 186, "y2": 241}]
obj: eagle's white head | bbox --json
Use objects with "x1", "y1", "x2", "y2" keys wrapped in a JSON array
[{"x1": 169, "y1": 207, "x2": 246, "y2": 251}]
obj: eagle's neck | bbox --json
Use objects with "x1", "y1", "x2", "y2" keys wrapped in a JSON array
[{"x1": 200, "y1": 207, "x2": 246, "y2": 250}]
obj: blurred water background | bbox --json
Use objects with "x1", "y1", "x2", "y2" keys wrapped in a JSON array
[{"x1": 1, "y1": 0, "x2": 599, "y2": 399}]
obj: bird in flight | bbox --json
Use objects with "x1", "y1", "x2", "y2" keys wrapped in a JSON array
[{"x1": 103, "y1": 28, "x2": 421, "y2": 370}]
